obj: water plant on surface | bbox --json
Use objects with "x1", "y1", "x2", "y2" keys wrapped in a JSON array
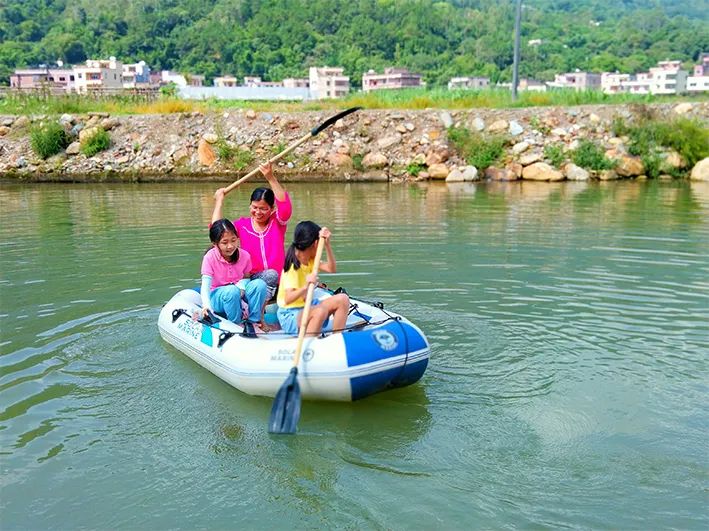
[
  {"x1": 448, "y1": 126, "x2": 506, "y2": 170},
  {"x1": 80, "y1": 127, "x2": 110, "y2": 156},
  {"x1": 30, "y1": 121, "x2": 69, "y2": 159},
  {"x1": 572, "y1": 140, "x2": 616, "y2": 171}
]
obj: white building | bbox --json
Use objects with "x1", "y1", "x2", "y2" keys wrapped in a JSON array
[
  {"x1": 448, "y1": 76, "x2": 490, "y2": 90},
  {"x1": 283, "y1": 78, "x2": 310, "y2": 89},
  {"x1": 309, "y1": 66, "x2": 350, "y2": 99},
  {"x1": 161, "y1": 70, "x2": 188, "y2": 87},
  {"x1": 601, "y1": 72, "x2": 630, "y2": 94},
  {"x1": 647, "y1": 60, "x2": 688, "y2": 95},
  {"x1": 122, "y1": 61, "x2": 151, "y2": 87},
  {"x1": 214, "y1": 75, "x2": 238, "y2": 87},
  {"x1": 548, "y1": 71, "x2": 602, "y2": 91},
  {"x1": 74, "y1": 57, "x2": 123, "y2": 93},
  {"x1": 362, "y1": 68, "x2": 423, "y2": 92}
]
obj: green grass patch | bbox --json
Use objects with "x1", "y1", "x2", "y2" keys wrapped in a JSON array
[
  {"x1": 544, "y1": 143, "x2": 566, "y2": 168},
  {"x1": 352, "y1": 153, "x2": 364, "y2": 172},
  {"x1": 614, "y1": 114, "x2": 708, "y2": 176},
  {"x1": 80, "y1": 127, "x2": 110, "y2": 156},
  {"x1": 30, "y1": 121, "x2": 70, "y2": 159},
  {"x1": 233, "y1": 148, "x2": 255, "y2": 171},
  {"x1": 448, "y1": 126, "x2": 506, "y2": 170},
  {"x1": 406, "y1": 162, "x2": 426, "y2": 176},
  {"x1": 572, "y1": 140, "x2": 617, "y2": 171}
]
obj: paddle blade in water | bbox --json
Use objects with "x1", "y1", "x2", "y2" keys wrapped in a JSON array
[{"x1": 268, "y1": 367, "x2": 301, "y2": 434}]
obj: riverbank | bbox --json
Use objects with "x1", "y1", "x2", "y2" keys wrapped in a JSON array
[{"x1": 1, "y1": 101, "x2": 708, "y2": 182}]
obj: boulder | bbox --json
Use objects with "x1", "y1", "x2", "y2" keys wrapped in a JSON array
[
  {"x1": 197, "y1": 139, "x2": 216, "y2": 166},
  {"x1": 362, "y1": 152, "x2": 388, "y2": 169},
  {"x1": 202, "y1": 133, "x2": 219, "y2": 144},
  {"x1": 461, "y1": 166, "x2": 479, "y2": 181},
  {"x1": 428, "y1": 163, "x2": 449, "y2": 179},
  {"x1": 445, "y1": 169, "x2": 465, "y2": 182},
  {"x1": 0, "y1": 126, "x2": 9, "y2": 137},
  {"x1": 690, "y1": 157, "x2": 709, "y2": 181},
  {"x1": 563, "y1": 163, "x2": 590, "y2": 181},
  {"x1": 598, "y1": 169, "x2": 619, "y2": 180},
  {"x1": 488, "y1": 119, "x2": 508, "y2": 133},
  {"x1": 522, "y1": 162, "x2": 564, "y2": 181},
  {"x1": 519, "y1": 151, "x2": 543, "y2": 166},
  {"x1": 65, "y1": 142, "x2": 81, "y2": 155},
  {"x1": 377, "y1": 134, "x2": 402, "y2": 149},
  {"x1": 615, "y1": 154, "x2": 645, "y2": 177},
  {"x1": 327, "y1": 153, "x2": 353, "y2": 168},
  {"x1": 673, "y1": 103, "x2": 693, "y2": 115}
]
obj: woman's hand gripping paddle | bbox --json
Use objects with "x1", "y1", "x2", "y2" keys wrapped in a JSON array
[
  {"x1": 268, "y1": 237, "x2": 326, "y2": 434},
  {"x1": 222, "y1": 107, "x2": 362, "y2": 195}
]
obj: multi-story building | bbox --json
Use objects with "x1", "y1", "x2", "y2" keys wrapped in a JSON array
[
  {"x1": 601, "y1": 72, "x2": 630, "y2": 94},
  {"x1": 74, "y1": 57, "x2": 123, "y2": 93},
  {"x1": 122, "y1": 61, "x2": 151, "y2": 87},
  {"x1": 161, "y1": 70, "x2": 188, "y2": 87},
  {"x1": 214, "y1": 75, "x2": 238, "y2": 87},
  {"x1": 283, "y1": 78, "x2": 310, "y2": 89},
  {"x1": 10, "y1": 68, "x2": 50, "y2": 89},
  {"x1": 242, "y1": 76, "x2": 282, "y2": 88},
  {"x1": 646, "y1": 60, "x2": 688, "y2": 94},
  {"x1": 309, "y1": 67, "x2": 350, "y2": 99},
  {"x1": 186, "y1": 74, "x2": 205, "y2": 87},
  {"x1": 687, "y1": 54, "x2": 708, "y2": 92},
  {"x1": 448, "y1": 76, "x2": 490, "y2": 90},
  {"x1": 362, "y1": 68, "x2": 423, "y2": 92},
  {"x1": 548, "y1": 71, "x2": 602, "y2": 91}
]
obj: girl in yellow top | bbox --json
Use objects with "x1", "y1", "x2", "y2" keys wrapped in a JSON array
[{"x1": 276, "y1": 221, "x2": 349, "y2": 336}]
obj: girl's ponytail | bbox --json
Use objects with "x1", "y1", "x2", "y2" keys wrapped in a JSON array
[{"x1": 283, "y1": 220, "x2": 321, "y2": 272}]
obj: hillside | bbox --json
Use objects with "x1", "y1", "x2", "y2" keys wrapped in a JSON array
[{"x1": 1, "y1": 0, "x2": 707, "y2": 86}]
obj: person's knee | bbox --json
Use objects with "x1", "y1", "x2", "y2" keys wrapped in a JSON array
[
  {"x1": 247, "y1": 279, "x2": 268, "y2": 295},
  {"x1": 221, "y1": 285, "x2": 240, "y2": 301}
]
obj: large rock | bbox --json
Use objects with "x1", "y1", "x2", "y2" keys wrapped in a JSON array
[
  {"x1": 327, "y1": 153, "x2": 353, "y2": 168},
  {"x1": 615, "y1": 154, "x2": 645, "y2": 177},
  {"x1": 563, "y1": 163, "x2": 590, "y2": 181},
  {"x1": 673, "y1": 102, "x2": 693, "y2": 115},
  {"x1": 377, "y1": 134, "x2": 402, "y2": 149},
  {"x1": 428, "y1": 163, "x2": 449, "y2": 179},
  {"x1": 519, "y1": 151, "x2": 543, "y2": 166},
  {"x1": 197, "y1": 139, "x2": 216, "y2": 166},
  {"x1": 522, "y1": 162, "x2": 564, "y2": 181},
  {"x1": 79, "y1": 126, "x2": 100, "y2": 143},
  {"x1": 362, "y1": 152, "x2": 388, "y2": 169},
  {"x1": 445, "y1": 169, "x2": 465, "y2": 182},
  {"x1": 690, "y1": 157, "x2": 709, "y2": 181},
  {"x1": 488, "y1": 119, "x2": 508, "y2": 133}
]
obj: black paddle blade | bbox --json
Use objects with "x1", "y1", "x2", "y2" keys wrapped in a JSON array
[
  {"x1": 268, "y1": 367, "x2": 301, "y2": 434},
  {"x1": 311, "y1": 107, "x2": 363, "y2": 136}
]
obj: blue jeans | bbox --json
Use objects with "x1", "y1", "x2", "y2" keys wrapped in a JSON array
[
  {"x1": 277, "y1": 299, "x2": 332, "y2": 335},
  {"x1": 211, "y1": 279, "x2": 267, "y2": 323}
]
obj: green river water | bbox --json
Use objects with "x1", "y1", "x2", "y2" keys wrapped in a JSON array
[{"x1": 1, "y1": 180, "x2": 708, "y2": 529}]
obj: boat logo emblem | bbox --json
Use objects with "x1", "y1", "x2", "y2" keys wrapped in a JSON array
[
  {"x1": 303, "y1": 348, "x2": 314, "y2": 361},
  {"x1": 372, "y1": 330, "x2": 398, "y2": 351}
]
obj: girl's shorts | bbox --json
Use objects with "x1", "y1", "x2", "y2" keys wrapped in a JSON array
[{"x1": 277, "y1": 299, "x2": 332, "y2": 335}]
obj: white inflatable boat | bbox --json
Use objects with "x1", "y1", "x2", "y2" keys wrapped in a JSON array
[{"x1": 157, "y1": 288, "x2": 430, "y2": 401}]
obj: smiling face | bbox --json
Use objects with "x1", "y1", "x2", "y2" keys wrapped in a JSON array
[
  {"x1": 216, "y1": 230, "x2": 239, "y2": 260},
  {"x1": 250, "y1": 198, "x2": 273, "y2": 225}
]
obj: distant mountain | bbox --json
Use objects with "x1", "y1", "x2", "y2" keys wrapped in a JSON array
[{"x1": 1, "y1": 0, "x2": 707, "y2": 86}]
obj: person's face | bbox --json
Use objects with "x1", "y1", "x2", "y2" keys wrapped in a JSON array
[
  {"x1": 250, "y1": 198, "x2": 273, "y2": 224},
  {"x1": 217, "y1": 231, "x2": 238, "y2": 259}
]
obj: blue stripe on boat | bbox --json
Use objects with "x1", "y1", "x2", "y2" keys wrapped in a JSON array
[{"x1": 343, "y1": 321, "x2": 427, "y2": 368}]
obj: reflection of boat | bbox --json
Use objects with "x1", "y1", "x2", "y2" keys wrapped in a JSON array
[{"x1": 158, "y1": 288, "x2": 430, "y2": 401}]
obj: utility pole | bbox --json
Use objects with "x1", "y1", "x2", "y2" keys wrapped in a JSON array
[{"x1": 512, "y1": 0, "x2": 522, "y2": 101}]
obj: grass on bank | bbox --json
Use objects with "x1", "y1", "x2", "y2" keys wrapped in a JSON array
[
  {"x1": 30, "y1": 121, "x2": 70, "y2": 159},
  {"x1": 1, "y1": 88, "x2": 707, "y2": 115}
]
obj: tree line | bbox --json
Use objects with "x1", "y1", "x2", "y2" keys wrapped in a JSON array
[{"x1": 1, "y1": 0, "x2": 707, "y2": 87}]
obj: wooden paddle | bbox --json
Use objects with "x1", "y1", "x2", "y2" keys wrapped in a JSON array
[
  {"x1": 268, "y1": 237, "x2": 326, "y2": 434},
  {"x1": 222, "y1": 107, "x2": 362, "y2": 195}
]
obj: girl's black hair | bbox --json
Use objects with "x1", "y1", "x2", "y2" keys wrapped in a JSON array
[
  {"x1": 208, "y1": 218, "x2": 239, "y2": 263},
  {"x1": 250, "y1": 187, "x2": 275, "y2": 207},
  {"x1": 283, "y1": 221, "x2": 321, "y2": 272}
]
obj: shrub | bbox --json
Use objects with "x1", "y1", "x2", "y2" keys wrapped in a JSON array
[
  {"x1": 572, "y1": 140, "x2": 616, "y2": 171},
  {"x1": 80, "y1": 127, "x2": 110, "y2": 156},
  {"x1": 544, "y1": 143, "x2": 565, "y2": 168},
  {"x1": 406, "y1": 162, "x2": 426, "y2": 176},
  {"x1": 30, "y1": 121, "x2": 69, "y2": 159},
  {"x1": 448, "y1": 126, "x2": 506, "y2": 170},
  {"x1": 233, "y1": 148, "x2": 254, "y2": 171},
  {"x1": 215, "y1": 138, "x2": 235, "y2": 160},
  {"x1": 352, "y1": 153, "x2": 364, "y2": 172}
]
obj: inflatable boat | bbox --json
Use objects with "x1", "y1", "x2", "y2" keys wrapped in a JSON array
[{"x1": 157, "y1": 288, "x2": 430, "y2": 401}]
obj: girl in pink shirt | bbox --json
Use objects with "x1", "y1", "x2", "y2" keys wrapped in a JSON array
[
  {"x1": 200, "y1": 219, "x2": 268, "y2": 330},
  {"x1": 212, "y1": 163, "x2": 292, "y2": 301}
]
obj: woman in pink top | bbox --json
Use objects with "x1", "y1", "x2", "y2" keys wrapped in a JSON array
[{"x1": 211, "y1": 163, "x2": 292, "y2": 301}]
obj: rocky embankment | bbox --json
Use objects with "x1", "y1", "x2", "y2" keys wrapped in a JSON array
[{"x1": 0, "y1": 102, "x2": 708, "y2": 182}]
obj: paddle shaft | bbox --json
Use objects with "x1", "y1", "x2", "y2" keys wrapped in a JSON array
[
  {"x1": 291, "y1": 238, "x2": 326, "y2": 369},
  {"x1": 222, "y1": 131, "x2": 312, "y2": 195}
]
